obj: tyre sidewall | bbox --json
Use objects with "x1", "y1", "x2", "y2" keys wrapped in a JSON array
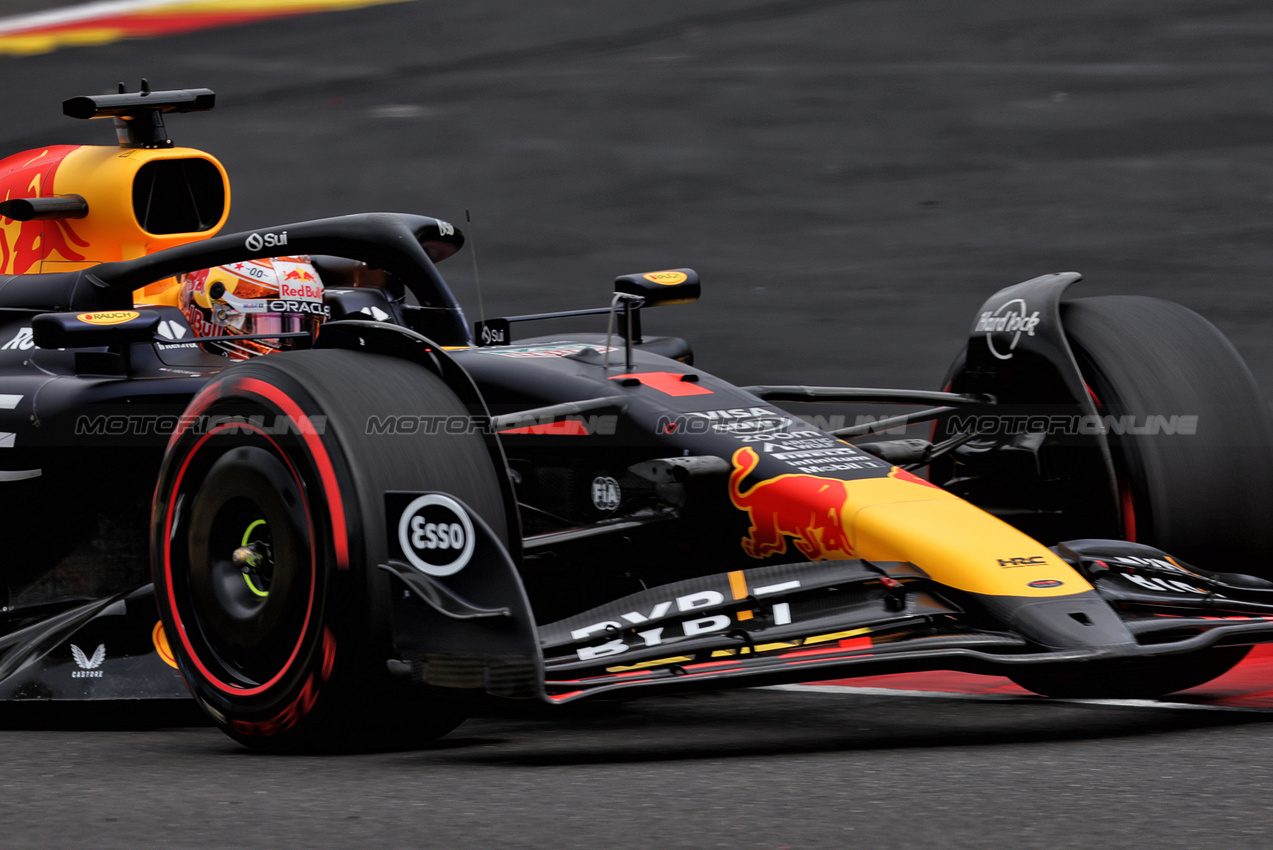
[{"x1": 153, "y1": 362, "x2": 366, "y2": 747}]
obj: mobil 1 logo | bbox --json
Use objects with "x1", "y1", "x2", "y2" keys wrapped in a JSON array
[{"x1": 391, "y1": 492, "x2": 476, "y2": 576}]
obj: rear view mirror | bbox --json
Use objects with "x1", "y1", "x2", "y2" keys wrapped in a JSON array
[
  {"x1": 613, "y1": 269, "x2": 700, "y2": 307},
  {"x1": 32, "y1": 309, "x2": 160, "y2": 349}
]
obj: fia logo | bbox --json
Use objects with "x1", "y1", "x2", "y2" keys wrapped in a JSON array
[{"x1": 591, "y1": 476, "x2": 621, "y2": 511}]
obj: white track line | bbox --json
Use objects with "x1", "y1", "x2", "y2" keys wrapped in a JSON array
[
  {"x1": 0, "y1": 0, "x2": 186, "y2": 34},
  {"x1": 768, "y1": 682, "x2": 1273, "y2": 713}
]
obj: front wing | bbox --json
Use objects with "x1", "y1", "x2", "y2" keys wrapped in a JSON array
[{"x1": 385, "y1": 538, "x2": 1273, "y2": 704}]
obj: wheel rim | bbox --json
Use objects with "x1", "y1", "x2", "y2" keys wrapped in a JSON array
[
  {"x1": 199, "y1": 502, "x2": 278, "y2": 644},
  {"x1": 236, "y1": 519, "x2": 273, "y2": 598},
  {"x1": 167, "y1": 431, "x2": 320, "y2": 695}
]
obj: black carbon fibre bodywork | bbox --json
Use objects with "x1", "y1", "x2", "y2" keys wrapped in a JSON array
[{"x1": 0, "y1": 209, "x2": 1271, "y2": 716}]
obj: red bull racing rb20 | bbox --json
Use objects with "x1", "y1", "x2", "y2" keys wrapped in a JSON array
[{"x1": 4, "y1": 85, "x2": 1273, "y2": 750}]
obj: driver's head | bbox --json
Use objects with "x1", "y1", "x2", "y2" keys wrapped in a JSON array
[{"x1": 179, "y1": 256, "x2": 327, "y2": 358}]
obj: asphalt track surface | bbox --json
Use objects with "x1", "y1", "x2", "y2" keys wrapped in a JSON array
[{"x1": 5, "y1": 2, "x2": 1273, "y2": 848}]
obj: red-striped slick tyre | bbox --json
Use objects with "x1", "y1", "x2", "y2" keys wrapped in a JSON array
[
  {"x1": 1060, "y1": 296, "x2": 1273, "y2": 574},
  {"x1": 1007, "y1": 297, "x2": 1267, "y2": 698},
  {"x1": 152, "y1": 349, "x2": 508, "y2": 751},
  {"x1": 937, "y1": 296, "x2": 1273, "y2": 574}
]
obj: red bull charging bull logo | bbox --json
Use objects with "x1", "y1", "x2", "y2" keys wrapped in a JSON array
[
  {"x1": 0, "y1": 147, "x2": 88, "y2": 274},
  {"x1": 728, "y1": 446, "x2": 856, "y2": 561},
  {"x1": 278, "y1": 264, "x2": 321, "y2": 300}
]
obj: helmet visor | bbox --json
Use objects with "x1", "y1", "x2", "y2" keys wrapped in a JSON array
[{"x1": 242, "y1": 312, "x2": 307, "y2": 338}]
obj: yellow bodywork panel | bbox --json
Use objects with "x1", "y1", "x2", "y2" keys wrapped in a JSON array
[
  {"x1": 846, "y1": 477, "x2": 1090, "y2": 597},
  {"x1": 134, "y1": 278, "x2": 183, "y2": 306},
  {"x1": 47, "y1": 145, "x2": 230, "y2": 271},
  {"x1": 729, "y1": 447, "x2": 1088, "y2": 598},
  {"x1": 0, "y1": 144, "x2": 230, "y2": 276}
]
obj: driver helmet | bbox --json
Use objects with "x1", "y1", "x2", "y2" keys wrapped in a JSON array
[{"x1": 179, "y1": 256, "x2": 328, "y2": 359}]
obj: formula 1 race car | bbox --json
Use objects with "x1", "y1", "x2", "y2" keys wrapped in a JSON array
[{"x1": 4, "y1": 85, "x2": 1273, "y2": 750}]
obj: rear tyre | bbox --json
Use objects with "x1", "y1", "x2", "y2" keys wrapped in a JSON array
[
  {"x1": 1008, "y1": 646, "x2": 1250, "y2": 699},
  {"x1": 152, "y1": 349, "x2": 507, "y2": 751}
]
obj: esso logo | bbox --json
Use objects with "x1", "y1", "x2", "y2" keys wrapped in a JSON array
[{"x1": 397, "y1": 494, "x2": 475, "y2": 576}]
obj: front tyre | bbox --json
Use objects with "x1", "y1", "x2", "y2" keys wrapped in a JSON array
[
  {"x1": 936, "y1": 296, "x2": 1273, "y2": 573},
  {"x1": 1061, "y1": 296, "x2": 1273, "y2": 572},
  {"x1": 153, "y1": 350, "x2": 506, "y2": 751}
]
